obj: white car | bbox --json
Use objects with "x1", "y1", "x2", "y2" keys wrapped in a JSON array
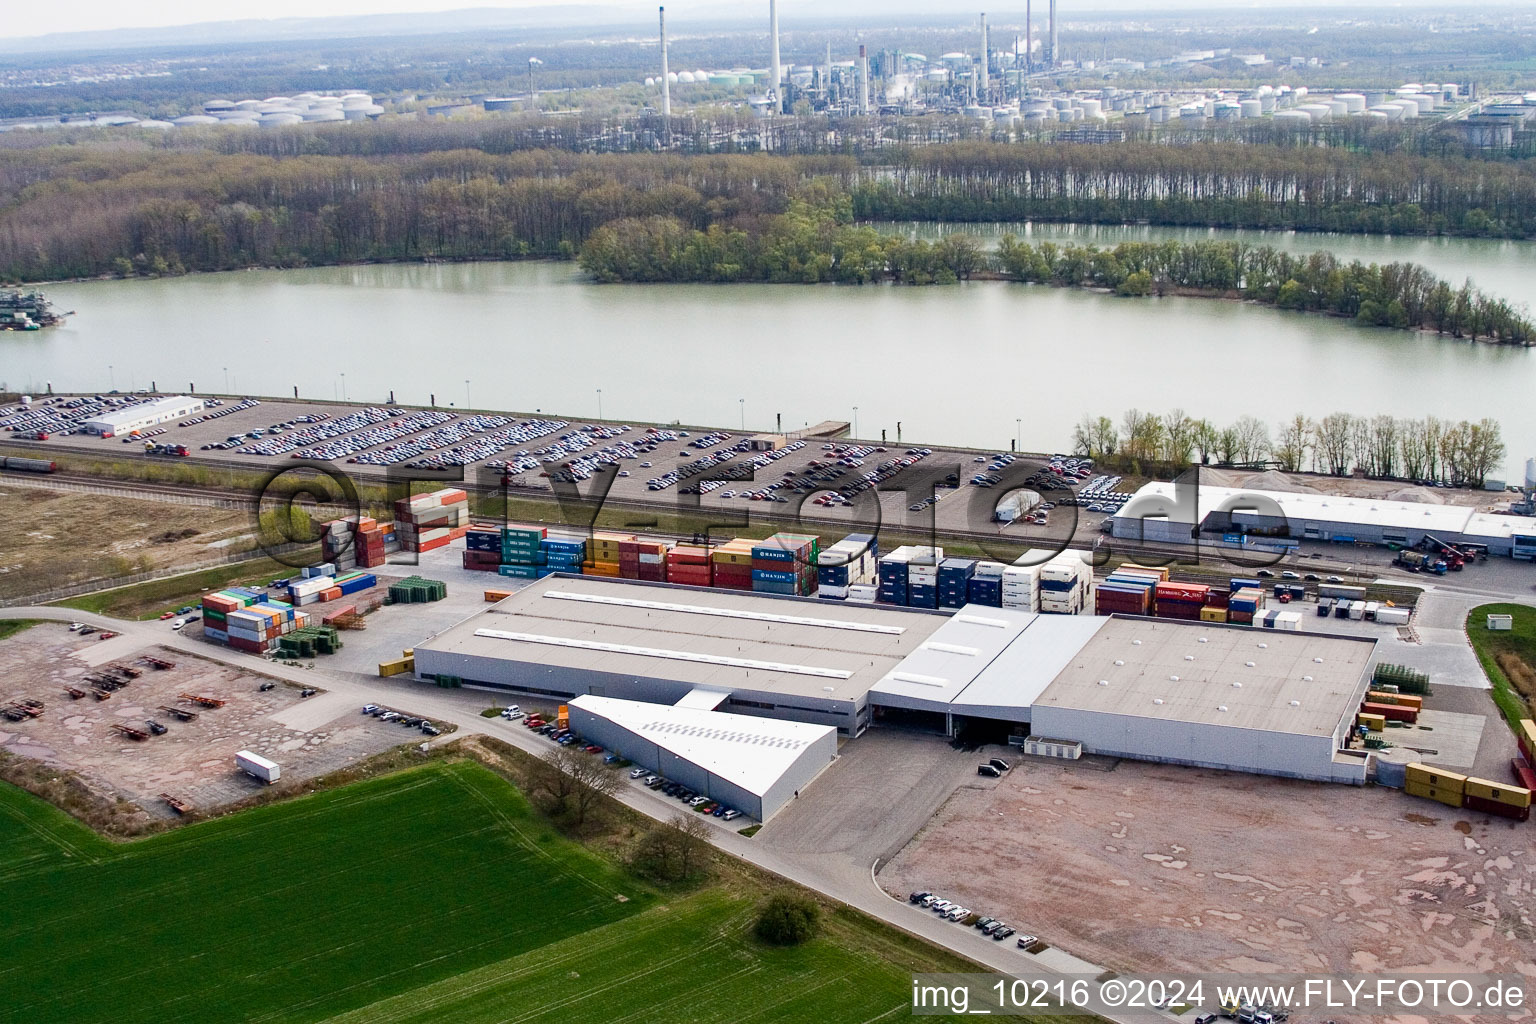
[
  {"x1": 171, "y1": 618, "x2": 186, "y2": 630},
  {"x1": 946, "y1": 906, "x2": 969, "y2": 921},
  {"x1": 629, "y1": 767, "x2": 648, "y2": 779},
  {"x1": 69, "y1": 622, "x2": 84, "y2": 631},
  {"x1": 503, "y1": 710, "x2": 525, "y2": 721}
]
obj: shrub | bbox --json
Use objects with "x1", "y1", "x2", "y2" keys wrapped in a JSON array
[{"x1": 754, "y1": 893, "x2": 820, "y2": 945}]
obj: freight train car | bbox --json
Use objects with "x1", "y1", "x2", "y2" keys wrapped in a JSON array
[{"x1": 1, "y1": 455, "x2": 57, "y2": 473}]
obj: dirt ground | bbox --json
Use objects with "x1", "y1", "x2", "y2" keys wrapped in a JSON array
[
  {"x1": 881, "y1": 757, "x2": 1536, "y2": 979},
  {"x1": 0, "y1": 623, "x2": 410, "y2": 817},
  {"x1": 0, "y1": 485, "x2": 256, "y2": 600}
]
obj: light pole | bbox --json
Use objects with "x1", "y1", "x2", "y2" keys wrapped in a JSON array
[
  {"x1": 1016, "y1": 417, "x2": 1022, "y2": 451},
  {"x1": 853, "y1": 406, "x2": 859, "y2": 439},
  {"x1": 739, "y1": 398, "x2": 745, "y2": 430},
  {"x1": 108, "y1": 364, "x2": 115, "y2": 389},
  {"x1": 340, "y1": 373, "x2": 347, "y2": 401},
  {"x1": 465, "y1": 379, "x2": 471, "y2": 409},
  {"x1": 528, "y1": 57, "x2": 542, "y2": 111},
  {"x1": 596, "y1": 388, "x2": 603, "y2": 420},
  {"x1": 223, "y1": 366, "x2": 229, "y2": 393}
]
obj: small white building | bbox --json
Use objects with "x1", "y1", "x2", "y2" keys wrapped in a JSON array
[
  {"x1": 567, "y1": 693, "x2": 837, "y2": 820},
  {"x1": 82, "y1": 395, "x2": 204, "y2": 437}
]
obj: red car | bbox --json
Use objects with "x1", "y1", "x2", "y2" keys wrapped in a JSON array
[{"x1": 584, "y1": 744, "x2": 602, "y2": 753}]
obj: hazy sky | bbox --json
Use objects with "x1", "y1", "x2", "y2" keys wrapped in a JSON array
[{"x1": 6, "y1": 0, "x2": 1493, "y2": 42}]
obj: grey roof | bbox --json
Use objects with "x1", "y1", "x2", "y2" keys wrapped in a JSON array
[
  {"x1": 417, "y1": 576, "x2": 947, "y2": 702},
  {"x1": 1032, "y1": 617, "x2": 1375, "y2": 737}
]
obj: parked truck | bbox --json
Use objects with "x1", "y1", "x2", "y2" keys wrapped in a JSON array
[
  {"x1": 1394, "y1": 550, "x2": 1447, "y2": 575},
  {"x1": 235, "y1": 750, "x2": 280, "y2": 784}
]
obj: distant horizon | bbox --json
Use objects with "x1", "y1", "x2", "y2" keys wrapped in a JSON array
[{"x1": 1, "y1": 0, "x2": 1517, "y2": 47}]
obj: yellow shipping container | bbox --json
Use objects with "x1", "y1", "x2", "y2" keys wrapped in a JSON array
[
  {"x1": 1403, "y1": 780, "x2": 1464, "y2": 807},
  {"x1": 402, "y1": 648, "x2": 414, "y2": 657},
  {"x1": 1405, "y1": 763, "x2": 1466, "y2": 793},
  {"x1": 1357, "y1": 713, "x2": 1387, "y2": 732},
  {"x1": 1520, "y1": 719, "x2": 1536, "y2": 751},
  {"x1": 484, "y1": 589, "x2": 513, "y2": 602},
  {"x1": 378, "y1": 657, "x2": 413, "y2": 677},
  {"x1": 1463, "y1": 777, "x2": 1533, "y2": 808},
  {"x1": 1366, "y1": 691, "x2": 1423, "y2": 710},
  {"x1": 1119, "y1": 563, "x2": 1171, "y2": 581},
  {"x1": 1199, "y1": 606, "x2": 1228, "y2": 622}
]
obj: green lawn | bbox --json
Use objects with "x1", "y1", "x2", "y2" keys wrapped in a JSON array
[
  {"x1": 0, "y1": 760, "x2": 651, "y2": 1024},
  {"x1": 0, "y1": 757, "x2": 1032, "y2": 1024},
  {"x1": 50, "y1": 556, "x2": 302, "y2": 619},
  {"x1": 0, "y1": 619, "x2": 42, "y2": 642},
  {"x1": 1466, "y1": 603, "x2": 1536, "y2": 729}
]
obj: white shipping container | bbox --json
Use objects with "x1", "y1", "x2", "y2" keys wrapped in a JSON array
[
  {"x1": 1349, "y1": 601, "x2": 1366, "y2": 620},
  {"x1": 235, "y1": 750, "x2": 281, "y2": 783}
]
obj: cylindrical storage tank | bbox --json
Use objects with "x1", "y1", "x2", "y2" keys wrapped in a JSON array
[
  {"x1": 1024, "y1": 109, "x2": 1048, "y2": 122},
  {"x1": 1370, "y1": 103, "x2": 1405, "y2": 120},
  {"x1": 1273, "y1": 109, "x2": 1312, "y2": 127},
  {"x1": 213, "y1": 109, "x2": 259, "y2": 120},
  {"x1": 263, "y1": 96, "x2": 292, "y2": 104},
  {"x1": 1240, "y1": 99, "x2": 1263, "y2": 118},
  {"x1": 234, "y1": 99, "x2": 263, "y2": 110},
  {"x1": 258, "y1": 112, "x2": 304, "y2": 127},
  {"x1": 484, "y1": 97, "x2": 517, "y2": 111},
  {"x1": 344, "y1": 104, "x2": 384, "y2": 120},
  {"x1": 311, "y1": 96, "x2": 343, "y2": 107},
  {"x1": 136, "y1": 119, "x2": 175, "y2": 129},
  {"x1": 1397, "y1": 100, "x2": 1419, "y2": 119},
  {"x1": 1056, "y1": 108, "x2": 1073, "y2": 122},
  {"x1": 1523, "y1": 457, "x2": 1536, "y2": 491},
  {"x1": 1373, "y1": 747, "x2": 1416, "y2": 789},
  {"x1": 1214, "y1": 102, "x2": 1241, "y2": 120},
  {"x1": 1365, "y1": 91, "x2": 1387, "y2": 106},
  {"x1": 1337, "y1": 93, "x2": 1366, "y2": 113},
  {"x1": 1409, "y1": 95, "x2": 1435, "y2": 115},
  {"x1": 1298, "y1": 103, "x2": 1331, "y2": 120},
  {"x1": 1052, "y1": 97, "x2": 1072, "y2": 110},
  {"x1": 301, "y1": 108, "x2": 344, "y2": 121},
  {"x1": 1080, "y1": 98, "x2": 1102, "y2": 117},
  {"x1": 341, "y1": 93, "x2": 372, "y2": 108},
  {"x1": 171, "y1": 115, "x2": 220, "y2": 125},
  {"x1": 1327, "y1": 100, "x2": 1349, "y2": 118},
  {"x1": 203, "y1": 99, "x2": 235, "y2": 112},
  {"x1": 1260, "y1": 94, "x2": 1276, "y2": 113}
]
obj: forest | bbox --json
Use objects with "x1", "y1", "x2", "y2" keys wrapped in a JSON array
[
  {"x1": 0, "y1": 132, "x2": 1530, "y2": 343},
  {"x1": 1072, "y1": 408, "x2": 1508, "y2": 489}
]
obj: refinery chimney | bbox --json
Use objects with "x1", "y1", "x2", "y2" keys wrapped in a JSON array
[
  {"x1": 1025, "y1": 0, "x2": 1032, "y2": 70},
  {"x1": 858, "y1": 44, "x2": 869, "y2": 115},
  {"x1": 659, "y1": 7, "x2": 671, "y2": 117},
  {"x1": 979, "y1": 13, "x2": 989, "y2": 101},
  {"x1": 769, "y1": 0, "x2": 783, "y2": 113},
  {"x1": 1049, "y1": 0, "x2": 1058, "y2": 65}
]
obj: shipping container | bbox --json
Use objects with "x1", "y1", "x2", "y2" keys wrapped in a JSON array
[
  {"x1": 1357, "y1": 712, "x2": 1387, "y2": 732},
  {"x1": 1404, "y1": 780, "x2": 1463, "y2": 807},
  {"x1": 1405, "y1": 762, "x2": 1465, "y2": 792},
  {"x1": 1463, "y1": 776, "x2": 1531, "y2": 807},
  {"x1": 235, "y1": 750, "x2": 280, "y2": 784},
  {"x1": 1463, "y1": 794, "x2": 1531, "y2": 821},
  {"x1": 1513, "y1": 758, "x2": 1536, "y2": 792}
]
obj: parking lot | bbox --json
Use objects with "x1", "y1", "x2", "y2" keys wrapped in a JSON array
[{"x1": 5, "y1": 394, "x2": 1118, "y2": 552}]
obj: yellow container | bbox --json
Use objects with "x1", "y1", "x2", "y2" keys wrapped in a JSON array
[
  {"x1": 1520, "y1": 719, "x2": 1536, "y2": 752},
  {"x1": 1367, "y1": 691, "x2": 1423, "y2": 710},
  {"x1": 1404, "y1": 779, "x2": 1464, "y2": 807},
  {"x1": 1406, "y1": 763, "x2": 1467, "y2": 794},
  {"x1": 1199, "y1": 606, "x2": 1228, "y2": 622},
  {"x1": 1119, "y1": 563, "x2": 1171, "y2": 581},
  {"x1": 1357, "y1": 713, "x2": 1387, "y2": 732},
  {"x1": 484, "y1": 589, "x2": 513, "y2": 602},
  {"x1": 378, "y1": 657, "x2": 413, "y2": 677},
  {"x1": 1463, "y1": 777, "x2": 1533, "y2": 808}
]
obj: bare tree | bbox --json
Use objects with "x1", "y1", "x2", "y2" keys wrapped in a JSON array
[
  {"x1": 527, "y1": 745, "x2": 621, "y2": 830},
  {"x1": 629, "y1": 811, "x2": 714, "y2": 881},
  {"x1": 1271, "y1": 414, "x2": 1312, "y2": 472},
  {"x1": 1120, "y1": 408, "x2": 1164, "y2": 462},
  {"x1": 1349, "y1": 417, "x2": 1373, "y2": 476},
  {"x1": 1192, "y1": 419, "x2": 1219, "y2": 465},
  {"x1": 1072, "y1": 414, "x2": 1118, "y2": 457},
  {"x1": 1313, "y1": 412, "x2": 1354, "y2": 476},
  {"x1": 1161, "y1": 408, "x2": 1196, "y2": 464},
  {"x1": 1398, "y1": 418, "x2": 1428, "y2": 481},
  {"x1": 1217, "y1": 426, "x2": 1241, "y2": 465},
  {"x1": 1421, "y1": 416, "x2": 1444, "y2": 482},
  {"x1": 1367, "y1": 415, "x2": 1398, "y2": 479},
  {"x1": 1232, "y1": 415, "x2": 1271, "y2": 464}
]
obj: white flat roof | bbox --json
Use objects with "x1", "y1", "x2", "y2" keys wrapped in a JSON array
[
  {"x1": 83, "y1": 395, "x2": 202, "y2": 430},
  {"x1": 569, "y1": 694, "x2": 833, "y2": 797},
  {"x1": 951, "y1": 614, "x2": 1110, "y2": 716},
  {"x1": 1116, "y1": 482, "x2": 1482, "y2": 536}
]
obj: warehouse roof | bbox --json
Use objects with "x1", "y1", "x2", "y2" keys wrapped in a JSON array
[
  {"x1": 569, "y1": 694, "x2": 834, "y2": 797},
  {"x1": 1032, "y1": 617, "x2": 1375, "y2": 737},
  {"x1": 419, "y1": 576, "x2": 948, "y2": 702},
  {"x1": 1116, "y1": 482, "x2": 1484, "y2": 537},
  {"x1": 82, "y1": 395, "x2": 203, "y2": 430},
  {"x1": 950, "y1": 614, "x2": 1110, "y2": 717}
]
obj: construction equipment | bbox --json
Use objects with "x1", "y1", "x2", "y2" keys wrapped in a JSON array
[
  {"x1": 178, "y1": 693, "x2": 227, "y2": 708},
  {"x1": 160, "y1": 794, "x2": 194, "y2": 815},
  {"x1": 91, "y1": 688, "x2": 112, "y2": 701},
  {"x1": 159, "y1": 705, "x2": 198, "y2": 722},
  {"x1": 1393, "y1": 550, "x2": 1447, "y2": 575},
  {"x1": 140, "y1": 656, "x2": 175, "y2": 670},
  {"x1": 1420, "y1": 534, "x2": 1467, "y2": 570},
  {"x1": 111, "y1": 723, "x2": 150, "y2": 741},
  {"x1": 110, "y1": 664, "x2": 142, "y2": 680},
  {"x1": 64, "y1": 686, "x2": 87, "y2": 700},
  {"x1": 145, "y1": 719, "x2": 168, "y2": 735},
  {"x1": 2, "y1": 698, "x2": 45, "y2": 720}
]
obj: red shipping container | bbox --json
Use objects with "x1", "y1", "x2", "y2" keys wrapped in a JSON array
[
  {"x1": 418, "y1": 535, "x2": 451, "y2": 553},
  {"x1": 1463, "y1": 795, "x2": 1530, "y2": 821},
  {"x1": 1205, "y1": 591, "x2": 1230, "y2": 609},
  {"x1": 1514, "y1": 758, "x2": 1536, "y2": 792},
  {"x1": 1360, "y1": 701, "x2": 1417, "y2": 723}
]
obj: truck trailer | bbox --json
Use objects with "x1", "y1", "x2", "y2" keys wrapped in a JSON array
[{"x1": 235, "y1": 750, "x2": 280, "y2": 784}]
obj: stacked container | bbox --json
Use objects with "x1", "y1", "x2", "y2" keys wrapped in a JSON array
[
  {"x1": 502, "y1": 525, "x2": 548, "y2": 567},
  {"x1": 1462, "y1": 776, "x2": 1531, "y2": 821},
  {"x1": 1227, "y1": 587, "x2": 1262, "y2": 624},
  {"x1": 541, "y1": 533, "x2": 586, "y2": 575},
  {"x1": 877, "y1": 548, "x2": 913, "y2": 606},
  {"x1": 201, "y1": 588, "x2": 261, "y2": 642},
  {"x1": 620, "y1": 538, "x2": 669, "y2": 582},
  {"x1": 387, "y1": 576, "x2": 446, "y2": 602},
  {"x1": 937, "y1": 558, "x2": 977, "y2": 609},
  {"x1": 711, "y1": 539, "x2": 755, "y2": 590},
  {"x1": 966, "y1": 561, "x2": 1005, "y2": 607},
  {"x1": 1001, "y1": 562, "x2": 1038, "y2": 611},
  {"x1": 1154, "y1": 582, "x2": 1210, "y2": 620},
  {"x1": 1405, "y1": 763, "x2": 1466, "y2": 807},
  {"x1": 463, "y1": 526, "x2": 502, "y2": 572},
  {"x1": 394, "y1": 488, "x2": 470, "y2": 552},
  {"x1": 583, "y1": 532, "x2": 630, "y2": 577},
  {"x1": 817, "y1": 533, "x2": 878, "y2": 600},
  {"x1": 752, "y1": 533, "x2": 818, "y2": 596},
  {"x1": 1038, "y1": 552, "x2": 1090, "y2": 615},
  {"x1": 907, "y1": 556, "x2": 939, "y2": 609},
  {"x1": 288, "y1": 575, "x2": 335, "y2": 607},
  {"x1": 846, "y1": 583, "x2": 878, "y2": 604},
  {"x1": 323, "y1": 515, "x2": 393, "y2": 570},
  {"x1": 666, "y1": 544, "x2": 713, "y2": 587},
  {"x1": 1096, "y1": 580, "x2": 1151, "y2": 616},
  {"x1": 226, "y1": 601, "x2": 305, "y2": 654}
]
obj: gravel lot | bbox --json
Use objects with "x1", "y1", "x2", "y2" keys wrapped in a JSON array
[
  {"x1": 0, "y1": 623, "x2": 411, "y2": 816},
  {"x1": 881, "y1": 756, "x2": 1536, "y2": 977}
]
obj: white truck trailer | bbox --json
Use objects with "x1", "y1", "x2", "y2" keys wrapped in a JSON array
[{"x1": 235, "y1": 750, "x2": 281, "y2": 784}]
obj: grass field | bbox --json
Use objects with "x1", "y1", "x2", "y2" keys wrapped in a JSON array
[
  {"x1": 0, "y1": 619, "x2": 41, "y2": 642},
  {"x1": 0, "y1": 758, "x2": 1021, "y2": 1024},
  {"x1": 1466, "y1": 603, "x2": 1536, "y2": 728},
  {"x1": 50, "y1": 555, "x2": 299, "y2": 619}
]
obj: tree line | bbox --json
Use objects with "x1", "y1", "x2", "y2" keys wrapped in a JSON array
[{"x1": 1073, "y1": 408, "x2": 1509, "y2": 488}]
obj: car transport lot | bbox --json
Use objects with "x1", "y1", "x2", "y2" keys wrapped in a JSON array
[{"x1": 880, "y1": 755, "x2": 1536, "y2": 978}]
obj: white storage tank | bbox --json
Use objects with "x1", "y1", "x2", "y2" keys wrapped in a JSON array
[
  {"x1": 1273, "y1": 109, "x2": 1312, "y2": 126},
  {"x1": 202, "y1": 99, "x2": 235, "y2": 112},
  {"x1": 301, "y1": 109, "x2": 345, "y2": 121},
  {"x1": 234, "y1": 99, "x2": 263, "y2": 111},
  {"x1": 1080, "y1": 98, "x2": 1102, "y2": 117},
  {"x1": 1298, "y1": 103, "x2": 1332, "y2": 120},
  {"x1": 1327, "y1": 100, "x2": 1349, "y2": 118},
  {"x1": 1336, "y1": 93, "x2": 1366, "y2": 113},
  {"x1": 258, "y1": 112, "x2": 304, "y2": 127},
  {"x1": 1370, "y1": 103, "x2": 1405, "y2": 120},
  {"x1": 171, "y1": 115, "x2": 220, "y2": 125},
  {"x1": 1240, "y1": 99, "x2": 1263, "y2": 118}
]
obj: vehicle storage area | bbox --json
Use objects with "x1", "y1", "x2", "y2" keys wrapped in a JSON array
[
  {"x1": 879, "y1": 755, "x2": 1536, "y2": 977},
  {"x1": 0, "y1": 623, "x2": 410, "y2": 818}
]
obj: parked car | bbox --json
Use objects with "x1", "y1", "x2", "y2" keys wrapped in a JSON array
[
  {"x1": 988, "y1": 757, "x2": 1011, "y2": 772},
  {"x1": 721, "y1": 809, "x2": 740, "y2": 820},
  {"x1": 1015, "y1": 934, "x2": 1038, "y2": 948},
  {"x1": 362, "y1": 704, "x2": 379, "y2": 714},
  {"x1": 629, "y1": 767, "x2": 648, "y2": 779},
  {"x1": 978, "y1": 764, "x2": 1001, "y2": 778}
]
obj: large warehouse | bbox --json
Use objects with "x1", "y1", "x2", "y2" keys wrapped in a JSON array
[
  {"x1": 1112, "y1": 481, "x2": 1536, "y2": 558},
  {"x1": 82, "y1": 395, "x2": 205, "y2": 437},
  {"x1": 414, "y1": 577, "x2": 1379, "y2": 784}
]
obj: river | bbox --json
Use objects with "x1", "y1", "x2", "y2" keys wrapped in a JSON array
[{"x1": 5, "y1": 224, "x2": 1533, "y2": 479}]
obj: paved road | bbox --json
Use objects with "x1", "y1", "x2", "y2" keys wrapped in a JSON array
[{"x1": 1, "y1": 604, "x2": 1170, "y2": 1023}]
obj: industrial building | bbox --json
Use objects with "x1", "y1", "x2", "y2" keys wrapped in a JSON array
[
  {"x1": 1112, "y1": 481, "x2": 1536, "y2": 559},
  {"x1": 413, "y1": 576, "x2": 1378, "y2": 785},
  {"x1": 81, "y1": 395, "x2": 204, "y2": 437},
  {"x1": 567, "y1": 694, "x2": 837, "y2": 820}
]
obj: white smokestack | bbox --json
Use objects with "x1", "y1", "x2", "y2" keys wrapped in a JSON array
[
  {"x1": 1026, "y1": 0, "x2": 1032, "y2": 69},
  {"x1": 1049, "y1": 0, "x2": 1058, "y2": 65},
  {"x1": 858, "y1": 44, "x2": 869, "y2": 115},
  {"x1": 659, "y1": 7, "x2": 671, "y2": 117},
  {"x1": 979, "y1": 13, "x2": 989, "y2": 101},
  {"x1": 769, "y1": 0, "x2": 782, "y2": 113}
]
